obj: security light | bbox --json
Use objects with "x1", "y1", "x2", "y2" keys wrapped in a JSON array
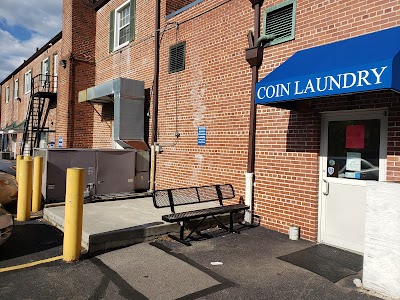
[{"x1": 60, "y1": 59, "x2": 67, "y2": 69}]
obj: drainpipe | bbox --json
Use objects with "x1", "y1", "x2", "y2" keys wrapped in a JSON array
[
  {"x1": 67, "y1": 55, "x2": 75, "y2": 148},
  {"x1": 245, "y1": 0, "x2": 264, "y2": 224},
  {"x1": 149, "y1": 0, "x2": 161, "y2": 192}
]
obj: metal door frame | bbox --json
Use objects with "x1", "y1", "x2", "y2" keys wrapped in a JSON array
[{"x1": 318, "y1": 108, "x2": 388, "y2": 245}]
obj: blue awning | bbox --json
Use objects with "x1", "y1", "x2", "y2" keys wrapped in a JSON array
[{"x1": 256, "y1": 26, "x2": 400, "y2": 106}]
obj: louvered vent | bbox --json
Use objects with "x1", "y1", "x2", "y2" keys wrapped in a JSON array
[
  {"x1": 264, "y1": 0, "x2": 296, "y2": 45},
  {"x1": 169, "y1": 42, "x2": 186, "y2": 73}
]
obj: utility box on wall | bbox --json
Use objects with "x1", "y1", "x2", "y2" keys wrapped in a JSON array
[{"x1": 34, "y1": 148, "x2": 141, "y2": 203}]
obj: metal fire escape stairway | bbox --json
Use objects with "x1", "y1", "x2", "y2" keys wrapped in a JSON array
[{"x1": 21, "y1": 74, "x2": 57, "y2": 156}]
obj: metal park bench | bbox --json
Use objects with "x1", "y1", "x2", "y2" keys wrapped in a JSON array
[{"x1": 153, "y1": 184, "x2": 249, "y2": 245}]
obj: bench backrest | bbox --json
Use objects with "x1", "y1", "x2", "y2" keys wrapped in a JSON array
[{"x1": 153, "y1": 184, "x2": 235, "y2": 213}]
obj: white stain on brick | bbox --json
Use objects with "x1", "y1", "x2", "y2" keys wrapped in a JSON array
[
  {"x1": 190, "y1": 54, "x2": 206, "y2": 127},
  {"x1": 189, "y1": 153, "x2": 204, "y2": 183}
]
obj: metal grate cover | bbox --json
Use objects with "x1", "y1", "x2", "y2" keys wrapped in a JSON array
[
  {"x1": 169, "y1": 42, "x2": 186, "y2": 73},
  {"x1": 266, "y1": 4, "x2": 293, "y2": 40}
]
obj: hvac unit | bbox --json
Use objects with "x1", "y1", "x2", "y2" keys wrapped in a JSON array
[{"x1": 34, "y1": 148, "x2": 146, "y2": 203}]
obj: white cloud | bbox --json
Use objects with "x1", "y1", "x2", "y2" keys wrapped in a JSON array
[
  {"x1": 0, "y1": 0, "x2": 62, "y2": 36},
  {"x1": 0, "y1": 0, "x2": 62, "y2": 81}
]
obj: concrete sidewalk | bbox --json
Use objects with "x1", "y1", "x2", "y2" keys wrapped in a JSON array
[{"x1": 43, "y1": 197, "x2": 220, "y2": 252}]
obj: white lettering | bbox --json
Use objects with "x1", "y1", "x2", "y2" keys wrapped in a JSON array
[
  {"x1": 266, "y1": 86, "x2": 275, "y2": 98},
  {"x1": 278, "y1": 83, "x2": 290, "y2": 97},
  {"x1": 357, "y1": 70, "x2": 371, "y2": 86},
  {"x1": 257, "y1": 87, "x2": 266, "y2": 99},
  {"x1": 258, "y1": 66, "x2": 389, "y2": 100},
  {"x1": 328, "y1": 75, "x2": 341, "y2": 90},
  {"x1": 294, "y1": 81, "x2": 304, "y2": 95},
  {"x1": 342, "y1": 73, "x2": 357, "y2": 88},
  {"x1": 304, "y1": 79, "x2": 315, "y2": 93},
  {"x1": 371, "y1": 66, "x2": 387, "y2": 84},
  {"x1": 316, "y1": 77, "x2": 328, "y2": 92}
]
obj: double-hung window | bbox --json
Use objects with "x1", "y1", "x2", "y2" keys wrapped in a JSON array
[
  {"x1": 24, "y1": 70, "x2": 32, "y2": 94},
  {"x1": 109, "y1": 0, "x2": 136, "y2": 52},
  {"x1": 41, "y1": 58, "x2": 50, "y2": 88},
  {"x1": 117, "y1": 3, "x2": 130, "y2": 46},
  {"x1": 5, "y1": 86, "x2": 9, "y2": 103},
  {"x1": 53, "y1": 53, "x2": 58, "y2": 92},
  {"x1": 14, "y1": 79, "x2": 19, "y2": 99}
]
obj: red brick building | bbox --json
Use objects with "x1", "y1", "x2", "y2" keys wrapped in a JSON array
[
  {"x1": 2, "y1": 0, "x2": 400, "y2": 255},
  {"x1": 0, "y1": 33, "x2": 61, "y2": 157}
]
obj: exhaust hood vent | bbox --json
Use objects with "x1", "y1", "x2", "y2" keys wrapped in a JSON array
[{"x1": 78, "y1": 78, "x2": 148, "y2": 150}]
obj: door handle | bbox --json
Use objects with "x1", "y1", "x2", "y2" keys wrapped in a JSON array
[{"x1": 323, "y1": 179, "x2": 329, "y2": 196}]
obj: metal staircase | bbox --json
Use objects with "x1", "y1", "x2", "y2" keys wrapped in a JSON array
[{"x1": 21, "y1": 74, "x2": 57, "y2": 156}]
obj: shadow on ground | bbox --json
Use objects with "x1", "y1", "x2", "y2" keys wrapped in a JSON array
[{"x1": 0, "y1": 219, "x2": 63, "y2": 268}]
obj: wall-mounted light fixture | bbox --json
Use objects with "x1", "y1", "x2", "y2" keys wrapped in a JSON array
[
  {"x1": 60, "y1": 59, "x2": 67, "y2": 69},
  {"x1": 16, "y1": 97, "x2": 21, "y2": 102}
]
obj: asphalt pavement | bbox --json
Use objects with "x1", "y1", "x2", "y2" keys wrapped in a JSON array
[
  {"x1": 0, "y1": 219, "x2": 63, "y2": 269},
  {"x1": 0, "y1": 222, "x2": 381, "y2": 300}
]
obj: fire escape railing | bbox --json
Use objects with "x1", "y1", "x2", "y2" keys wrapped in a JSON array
[{"x1": 21, "y1": 74, "x2": 57, "y2": 156}]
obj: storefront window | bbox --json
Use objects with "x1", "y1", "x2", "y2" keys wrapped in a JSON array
[{"x1": 327, "y1": 119, "x2": 380, "y2": 180}]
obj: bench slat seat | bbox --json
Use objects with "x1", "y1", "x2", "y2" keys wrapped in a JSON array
[
  {"x1": 162, "y1": 203, "x2": 248, "y2": 222},
  {"x1": 153, "y1": 184, "x2": 248, "y2": 245}
]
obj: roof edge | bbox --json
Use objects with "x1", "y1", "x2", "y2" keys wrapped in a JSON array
[
  {"x1": 0, "y1": 31, "x2": 62, "y2": 86},
  {"x1": 93, "y1": 0, "x2": 111, "y2": 11}
]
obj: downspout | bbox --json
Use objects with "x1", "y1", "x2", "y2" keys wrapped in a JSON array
[
  {"x1": 149, "y1": 0, "x2": 161, "y2": 192},
  {"x1": 67, "y1": 55, "x2": 75, "y2": 148},
  {"x1": 245, "y1": 0, "x2": 264, "y2": 224}
]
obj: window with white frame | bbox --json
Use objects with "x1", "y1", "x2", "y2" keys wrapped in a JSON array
[
  {"x1": 5, "y1": 86, "x2": 10, "y2": 103},
  {"x1": 41, "y1": 58, "x2": 50, "y2": 88},
  {"x1": 117, "y1": 3, "x2": 130, "y2": 46},
  {"x1": 24, "y1": 70, "x2": 32, "y2": 94},
  {"x1": 14, "y1": 79, "x2": 19, "y2": 99},
  {"x1": 53, "y1": 53, "x2": 58, "y2": 92},
  {"x1": 109, "y1": 0, "x2": 135, "y2": 52}
]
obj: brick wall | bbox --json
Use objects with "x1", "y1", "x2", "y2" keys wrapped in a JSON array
[
  {"x1": 58, "y1": 0, "x2": 96, "y2": 148},
  {"x1": 94, "y1": 0, "x2": 156, "y2": 147},
  {"x1": 72, "y1": 0, "x2": 400, "y2": 241},
  {"x1": 157, "y1": 0, "x2": 400, "y2": 241},
  {"x1": 254, "y1": 0, "x2": 400, "y2": 240},
  {"x1": 0, "y1": 40, "x2": 62, "y2": 155}
]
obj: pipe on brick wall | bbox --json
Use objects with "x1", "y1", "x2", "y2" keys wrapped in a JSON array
[
  {"x1": 245, "y1": 0, "x2": 264, "y2": 224},
  {"x1": 149, "y1": 0, "x2": 161, "y2": 192}
]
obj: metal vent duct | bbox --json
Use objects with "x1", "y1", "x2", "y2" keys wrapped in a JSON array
[{"x1": 78, "y1": 78, "x2": 147, "y2": 149}]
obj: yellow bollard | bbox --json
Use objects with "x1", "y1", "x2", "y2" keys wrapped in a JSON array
[
  {"x1": 32, "y1": 156, "x2": 43, "y2": 213},
  {"x1": 63, "y1": 168, "x2": 85, "y2": 262},
  {"x1": 16, "y1": 158, "x2": 33, "y2": 221},
  {"x1": 16, "y1": 155, "x2": 23, "y2": 183}
]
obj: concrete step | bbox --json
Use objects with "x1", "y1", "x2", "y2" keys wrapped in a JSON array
[{"x1": 43, "y1": 197, "x2": 223, "y2": 253}]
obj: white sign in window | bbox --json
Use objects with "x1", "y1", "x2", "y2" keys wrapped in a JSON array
[{"x1": 346, "y1": 152, "x2": 362, "y2": 172}]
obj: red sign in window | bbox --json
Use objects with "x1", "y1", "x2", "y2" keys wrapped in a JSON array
[{"x1": 346, "y1": 125, "x2": 365, "y2": 149}]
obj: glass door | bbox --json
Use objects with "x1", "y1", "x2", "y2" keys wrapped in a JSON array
[{"x1": 319, "y1": 109, "x2": 387, "y2": 253}]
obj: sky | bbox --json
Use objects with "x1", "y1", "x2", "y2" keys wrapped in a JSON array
[{"x1": 0, "y1": 0, "x2": 62, "y2": 81}]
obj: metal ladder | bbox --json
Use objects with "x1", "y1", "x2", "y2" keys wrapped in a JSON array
[{"x1": 21, "y1": 74, "x2": 57, "y2": 156}]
